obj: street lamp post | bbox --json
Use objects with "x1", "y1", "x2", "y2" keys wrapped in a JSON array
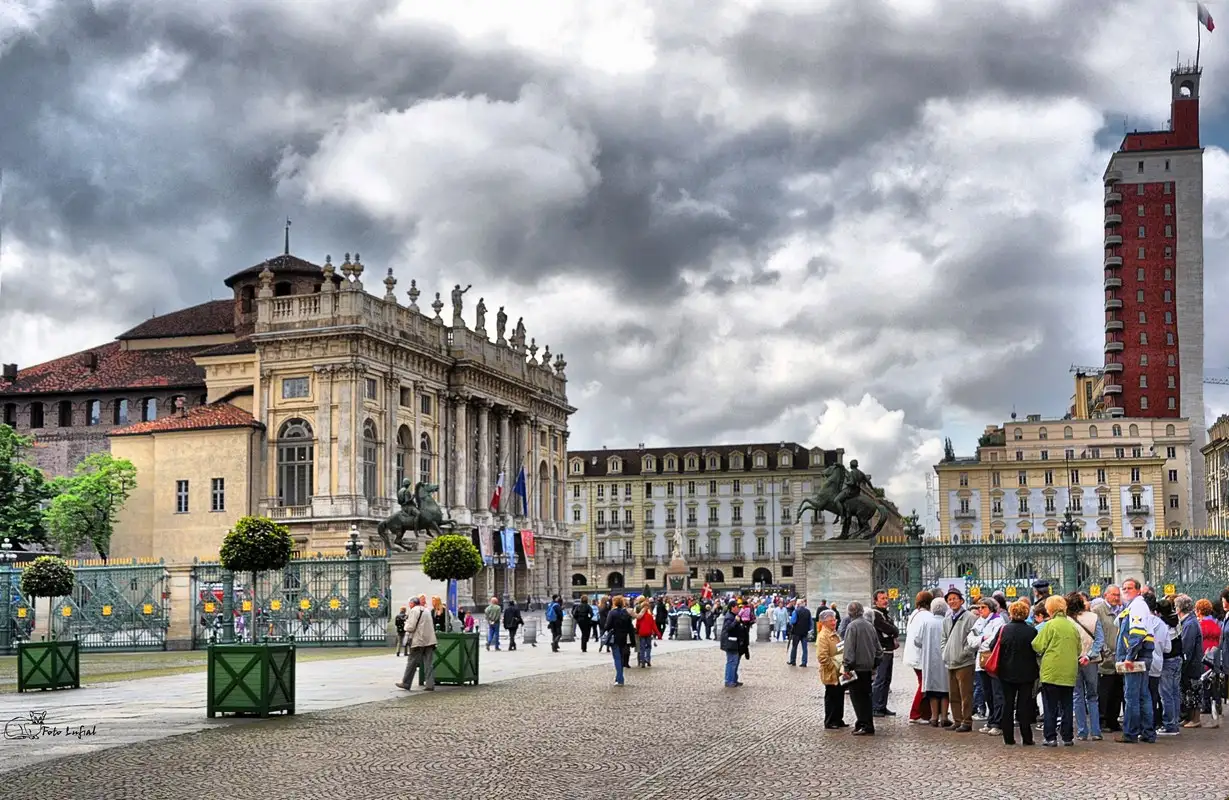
[
  {"x1": 1058, "y1": 510, "x2": 1081, "y2": 592},
  {"x1": 0, "y1": 538, "x2": 17, "y2": 653},
  {"x1": 345, "y1": 524, "x2": 364, "y2": 646},
  {"x1": 903, "y1": 511, "x2": 924, "y2": 602}
]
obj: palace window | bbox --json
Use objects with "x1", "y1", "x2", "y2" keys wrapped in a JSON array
[
  {"x1": 29, "y1": 402, "x2": 43, "y2": 429},
  {"x1": 362, "y1": 420, "x2": 379, "y2": 501},
  {"x1": 420, "y1": 394, "x2": 432, "y2": 415},
  {"x1": 86, "y1": 400, "x2": 101, "y2": 426},
  {"x1": 364, "y1": 378, "x2": 378, "y2": 401},
  {"x1": 419, "y1": 433, "x2": 433, "y2": 483},
  {"x1": 58, "y1": 401, "x2": 73, "y2": 427},
  {"x1": 141, "y1": 397, "x2": 157, "y2": 422},
  {"x1": 277, "y1": 419, "x2": 314, "y2": 507},
  {"x1": 395, "y1": 426, "x2": 412, "y2": 487},
  {"x1": 113, "y1": 399, "x2": 128, "y2": 425},
  {"x1": 211, "y1": 478, "x2": 225, "y2": 512},
  {"x1": 282, "y1": 377, "x2": 309, "y2": 399},
  {"x1": 176, "y1": 480, "x2": 190, "y2": 514}
]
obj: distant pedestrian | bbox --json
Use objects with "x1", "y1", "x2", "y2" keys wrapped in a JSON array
[
  {"x1": 503, "y1": 601, "x2": 524, "y2": 651},
  {"x1": 484, "y1": 596, "x2": 502, "y2": 651},
  {"x1": 546, "y1": 594, "x2": 564, "y2": 652},
  {"x1": 720, "y1": 600, "x2": 749, "y2": 687},
  {"x1": 396, "y1": 598, "x2": 437, "y2": 692},
  {"x1": 606, "y1": 595, "x2": 634, "y2": 686},
  {"x1": 394, "y1": 607, "x2": 408, "y2": 657},
  {"x1": 573, "y1": 594, "x2": 594, "y2": 652},
  {"x1": 788, "y1": 600, "x2": 813, "y2": 668}
]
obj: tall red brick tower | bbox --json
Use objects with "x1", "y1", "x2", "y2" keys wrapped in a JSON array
[{"x1": 1102, "y1": 64, "x2": 1206, "y2": 528}]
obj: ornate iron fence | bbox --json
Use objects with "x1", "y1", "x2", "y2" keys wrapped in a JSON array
[
  {"x1": 1144, "y1": 531, "x2": 1229, "y2": 602},
  {"x1": 191, "y1": 552, "x2": 391, "y2": 649},
  {"x1": 50, "y1": 559, "x2": 171, "y2": 651},
  {"x1": 1, "y1": 565, "x2": 34, "y2": 655},
  {"x1": 874, "y1": 535, "x2": 1116, "y2": 608}
]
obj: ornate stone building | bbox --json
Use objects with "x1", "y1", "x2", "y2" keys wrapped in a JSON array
[
  {"x1": 564, "y1": 443, "x2": 904, "y2": 598},
  {"x1": 4, "y1": 251, "x2": 574, "y2": 594}
]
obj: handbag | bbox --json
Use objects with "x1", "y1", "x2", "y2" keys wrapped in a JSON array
[{"x1": 984, "y1": 630, "x2": 1003, "y2": 676}]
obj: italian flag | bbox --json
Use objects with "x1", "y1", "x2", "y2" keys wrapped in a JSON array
[
  {"x1": 489, "y1": 471, "x2": 505, "y2": 512},
  {"x1": 1199, "y1": 2, "x2": 1215, "y2": 31}
]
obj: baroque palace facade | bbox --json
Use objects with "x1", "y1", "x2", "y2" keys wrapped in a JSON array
[
  {"x1": 565, "y1": 443, "x2": 905, "y2": 597},
  {"x1": 934, "y1": 413, "x2": 1195, "y2": 541},
  {"x1": 0, "y1": 251, "x2": 574, "y2": 594}
]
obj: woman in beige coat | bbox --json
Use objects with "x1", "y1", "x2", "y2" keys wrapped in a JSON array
[{"x1": 817, "y1": 610, "x2": 847, "y2": 729}]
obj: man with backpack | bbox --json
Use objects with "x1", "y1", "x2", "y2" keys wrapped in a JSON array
[
  {"x1": 572, "y1": 594, "x2": 594, "y2": 652},
  {"x1": 546, "y1": 594, "x2": 564, "y2": 652}
]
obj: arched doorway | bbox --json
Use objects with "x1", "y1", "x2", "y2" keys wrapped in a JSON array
[
  {"x1": 751, "y1": 567, "x2": 773, "y2": 586},
  {"x1": 705, "y1": 569, "x2": 725, "y2": 583},
  {"x1": 571, "y1": 573, "x2": 587, "y2": 587},
  {"x1": 607, "y1": 572, "x2": 625, "y2": 589}
]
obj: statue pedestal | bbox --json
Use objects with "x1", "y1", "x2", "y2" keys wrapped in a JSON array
[
  {"x1": 802, "y1": 539, "x2": 874, "y2": 617},
  {"x1": 664, "y1": 555, "x2": 691, "y2": 599}
]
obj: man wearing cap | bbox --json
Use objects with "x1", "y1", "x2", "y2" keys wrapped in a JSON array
[
  {"x1": 1033, "y1": 580, "x2": 1052, "y2": 605},
  {"x1": 941, "y1": 587, "x2": 979, "y2": 732}
]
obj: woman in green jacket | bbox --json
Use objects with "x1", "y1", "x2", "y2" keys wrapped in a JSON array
[{"x1": 1031, "y1": 594, "x2": 1081, "y2": 747}]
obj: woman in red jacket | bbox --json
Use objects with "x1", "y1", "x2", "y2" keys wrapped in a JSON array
[{"x1": 635, "y1": 602, "x2": 662, "y2": 667}]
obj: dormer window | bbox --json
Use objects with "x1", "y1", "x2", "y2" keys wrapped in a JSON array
[
  {"x1": 708, "y1": 455, "x2": 719, "y2": 470},
  {"x1": 665, "y1": 457, "x2": 676, "y2": 471},
  {"x1": 643, "y1": 456, "x2": 656, "y2": 472},
  {"x1": 780, "y1": 453, "x2": 791, "y2": 466},
  {"x1": 731, "y1": 454, "x2": 743, "y2": 470},
  {"x1": 609, "y1": 457, "x2": 622, "y2": 474},
  {"x1": 570, "y1": 459, "x2": 583, "y2": 475},
  {"x1": 686, "y1": 456, "x2": 696, "y2": 470}
]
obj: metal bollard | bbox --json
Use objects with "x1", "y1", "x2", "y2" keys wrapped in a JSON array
[
  {"x1": 676, "y1": 612, "x2": 693, "y2": 641},
  {"x1": 756, "y1": 614, "x2": 771, "y2": 643}
]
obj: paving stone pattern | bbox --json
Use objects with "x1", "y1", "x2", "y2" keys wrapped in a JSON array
[{"x1": 3, "y1": 642, "x2": 1227, "y2": 800}]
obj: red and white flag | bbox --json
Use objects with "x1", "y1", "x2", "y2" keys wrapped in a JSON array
[
  {"x1": 489, "y1": 471, "x2": 505, "y2": 512},
  {"x1": 1199, "y1": 2, "x2": 1215, "y2": 31}
]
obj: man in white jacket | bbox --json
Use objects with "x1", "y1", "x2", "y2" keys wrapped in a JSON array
[{"x1": 968, "y1": 597, "x2": 1005, "y2": 735}]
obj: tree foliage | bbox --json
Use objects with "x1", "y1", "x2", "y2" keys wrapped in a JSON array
[
  {"x1": 219, "y1": 516, "x2": 294, "y2": 574},
  {"x1": 942, "y1": 437, "x2": 956, "y2": 462},
  {"x1": 0, "y1": 426, "x2": 54, "y2": 547},
  {"x1": 20, "y1": 555, "x2": 75, "y2": 600},
  {"x1": 44, "y1": 453, "x2": 137, "y2": 559},
  {"x1": 421, "y1": 534, "x2": 483, "y2": 582}
]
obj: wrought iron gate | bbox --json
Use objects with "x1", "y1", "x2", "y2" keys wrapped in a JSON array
[
  {"x1": 191, "y1": 553, "x2": 391, "y2": 648},
  {"x1": 1144, "y1": 531, "x2": 1229, "y2": 601},
  {"x1": 874, "y1": 535, "x2": 1116, "y2": 607},
  {"x1": 50, "y1": 560, "x2": 171, "y2": 651}
]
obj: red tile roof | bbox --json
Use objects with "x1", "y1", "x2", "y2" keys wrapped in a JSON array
[
  {"x1": 117, "y1": 300, "x2": 235, "y2": 340},
  {"x1": 110, "y1": 402, "x2": 262, "y2": 436},
  {"x1": 196, "y1": 339, "x2": 256, "y2": 358},
  {"x1": 224, "y1": 253, "x2": 323, "y2": 288},
  {"x1": 0, "y1": 342, "x2": 208, "y2": 396}
]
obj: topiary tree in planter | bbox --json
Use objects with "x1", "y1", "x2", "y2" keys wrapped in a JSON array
[
  {"x1": 17, "y1": 555, "x2": 79, "y2": 691},
  {"x1": 209, "y1": 515, "x2": 296, "y2": 718},
  {"x1": 21, "y1": 555, "x2": 75, "y2": 639},
  {"x1": 219, "y1": 516, "x2": 294, "y2": 639},
  {"x1": 419, "y1": 534, "x2": 483, "y2": 686}
]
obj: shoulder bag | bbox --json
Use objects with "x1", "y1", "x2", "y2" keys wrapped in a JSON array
[{"x1": 983, "y1": 630, "x2": 1003, "y2": 677}]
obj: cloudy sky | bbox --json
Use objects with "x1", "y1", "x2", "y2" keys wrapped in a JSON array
[{"x1": 3, "y1": 0, "x2": 1229, "y2": 529}]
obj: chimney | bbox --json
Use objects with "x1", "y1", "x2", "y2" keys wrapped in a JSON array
[
  {"x1": 80, "y1": 352, "x2": 98, "y2": 372},
  {"x1": 1, "y1": 363, "x2": 16, "y2": 380}
]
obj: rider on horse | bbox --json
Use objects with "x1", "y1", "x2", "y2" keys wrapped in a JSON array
[
  {"x1": 835, "y1": 459, "x2": 869, "y2": 523},
  {"x1": 397, "y1": 479, "x2": 419, "y2": 522}
]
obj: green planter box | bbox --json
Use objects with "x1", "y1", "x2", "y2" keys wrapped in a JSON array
[
  {"x1": 17, "y1": 639, "x2": 80, "y2": 692},
  {"x1": 420, "y1": 632, "x2": 479, "y2": 686},
  {"x1": 207, "y1": 643, "x2": 296, "y2": 718}
]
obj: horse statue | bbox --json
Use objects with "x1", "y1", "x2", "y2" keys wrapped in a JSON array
[
  {"x1": 377, "y1": 480, "x2": 458, "y2": 552},
  {"x1": 795, "y1": 462, "x2": 891, "y2": 540}
]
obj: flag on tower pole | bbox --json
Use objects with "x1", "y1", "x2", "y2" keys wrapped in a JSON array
[
  {"x1": 512, "y1": 466, "x2": 528, "y2": 516},
  {"x1": 1199, "y1": 2, "x2": 1215, "y2": 31},
  {"x1": 489, "y1": 470, "x2": 505, "y2": 512}
]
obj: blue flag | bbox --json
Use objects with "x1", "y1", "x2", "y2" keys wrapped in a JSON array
[
  {"x1": 501, "y1": 527, "x2": 517, "y2": 569},
  {"x1": 512, "y1": 466, "x2": 528, "y2": 516}
]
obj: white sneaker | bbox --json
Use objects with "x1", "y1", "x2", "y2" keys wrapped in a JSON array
[
  {"x1": 979, "y1": 726, "x2": 991, "y2": 733},
  {"x1": 987, "y1": 727, "x2": 1002, "y2": 736}
]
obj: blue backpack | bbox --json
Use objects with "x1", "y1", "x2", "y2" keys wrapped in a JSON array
[{"x1": 546, "y1": 603, "x2": 559, "y2": 623}]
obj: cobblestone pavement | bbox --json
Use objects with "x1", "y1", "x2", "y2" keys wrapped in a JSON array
[{"x1": 3, "y1": 641, "x2": 1226, "y2": 800}]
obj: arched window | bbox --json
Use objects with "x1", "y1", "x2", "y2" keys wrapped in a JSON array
[
  {"x1": 277, "y1": 419, "x2": 314, "y2": 507},
  {"x1": 58, "y1": 400, "x2": 73, "y2": 427},
  {"x1": 708, "y1": 456, "x2": 719, "y2": 470},
  {"x1": 29, "y1": 402, "x2": 43, "y2": 429},
  {"x1": 419, "y1": 432, "x2": 432, "y2": 483},
  {"x1": 1089, "y1": 425, "x2": 1098, "y2": 438},
  {"x1": 113, "y1": 399, "x2": 129, "y2": 426},
  {"x1": 1112, "y1": 425, "x2": 1122, "y2": 437},
  {"x1": 141, "y1": 397, "x2": 157, "y2": 422},
  {"x1": 1013, "y1": 428, "x2": 1023, "y2": 440},
  {"x1": 1063, "y1": 426, "x2": 1072, "y2": 439},
  {"x1": 687, "y1": 456, "x2": 696, "y2": 469},
  {"x1": 1038, "y1": 427, "x2": 1048, "y2": 440},
  {"x1": 666, "y1": 457, "x2": 675, "y2": 471},
  {"x1": 361, "y1": 419, "x2": 379, "y2": 501},
  {"x1": 84, "y1": 399, "x2": 101, "y2": 426},
  {"x1": 395, "y1": 426, "x2": 412, "y2": 488},
  {"x1": 1128, "y1": 424, "x2": 1139, "y2": 437}
]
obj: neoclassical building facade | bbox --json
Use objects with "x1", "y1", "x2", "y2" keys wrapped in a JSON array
[{"x1": 7, "y1": 250, "x2": 575, "y2": 597}]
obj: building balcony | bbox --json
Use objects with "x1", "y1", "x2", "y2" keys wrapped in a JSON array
[
  {"x1": 1104, "y1": 340, "x2": 1124, "y2": 353},
  {"x1": 1104, "y1": 255, "x2": 1123, "y2": 268},
  {"x1": 1104, "y1": 277, "x2": 1122, "y2": 290},
  {"x1": 754, "y1": 517, "x2": 767, "y2": 526},
  {"x1": 1045, "y1": 507, "x2": 1058, "y2": 517},
  {"x1": 572, "y1": 556, "x2": 590, "y2": 567},
  {"x1": 597, "y1": 555, "x2": 626, "y2": 566},
  {"x1": 643, "y1": 521, "x2": 654, "y2": 529},
  {"x1": 1104, "y1": 319, "x2": 1123, "y2": 332},
  {"x1": 1126, "y1": 505, "x2": 1152, "y2": 517},
  {"x1": 622, "y1": 520, "x2": 636, "y2": 531},
  {"x1": 1105, "y1": 169, "x2": 1122, "y2": 184},
  {"x1": 1104, "y1": 361, "x2": 1124, "y2": 373},
  {"x1": 1106, "y1": 406, "x2": 1125, "y2": 416},
  {"x1": 1104, "y1": 213, "x2": 1122, "y2": 226},
  {"x1": 752, "y1": 553, "x2": 773, "y2": 562},
  {"x1": 1104, "y1": 234, "x2": 1122, "y2": 246},
  {"x1": 1103, "y1": 383, "x2": 1123, "y2": 395},
  {"x1": 1105, "y1": 298, "x2": 1123, "y2": 310},
  {"x1": 953, "y1": 508, "x2": 977, "y2": 519},
  {"x1": 1105, "y1": 191, "x2": 1122, "y2": 205},
  {"x1": 268, "y1": 504, "x2": 313, "y2": 520},
  {"x1": 595, "y1": 520, "x2": 607, "y2": 531}
]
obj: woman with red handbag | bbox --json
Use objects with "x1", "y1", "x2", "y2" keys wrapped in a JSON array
[{"x1": 994, "y1": 600, "x2": 1040, "y2": 746}]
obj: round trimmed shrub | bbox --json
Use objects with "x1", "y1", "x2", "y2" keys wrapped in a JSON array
[
  {"x1": 421, "y1": 534, "x2": 482, "y2": 582},
  {"x1": 220, "y1": 516, "x2": 293, "y2": 574},
  {"x1": 20, "y1": 555, "x2": 75, "y2": 600}
]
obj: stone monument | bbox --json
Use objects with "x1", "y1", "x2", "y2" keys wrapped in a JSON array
[{"x1": 664, "y1": 529, "x2": 690, "y2": 596}]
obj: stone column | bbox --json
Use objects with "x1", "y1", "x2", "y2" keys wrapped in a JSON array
[
  {"x1": 259, "y1": 368, "x2": 273, "y2": 503},
  {"x1": 498, "y1": 409, "x2": 511, "y2": 479},
  {"x1": 385, "y1": 374, "x2": 400, "y2": 498},
  {"x1": 1112, "y1": 539, "x2": 1147, "y2": 586},
  {"x1": 336, "y1": 366, "x2": 355, "y2": 495},
  {"x1": 476, "y1": 400, "x2": 492, "y2": 515},
  {"x1": 313, "y1": 365, "x2": 334, "y2": 498},
  {"x1": 451, "y1": 396, "x2": 469, "y2": 509}
]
